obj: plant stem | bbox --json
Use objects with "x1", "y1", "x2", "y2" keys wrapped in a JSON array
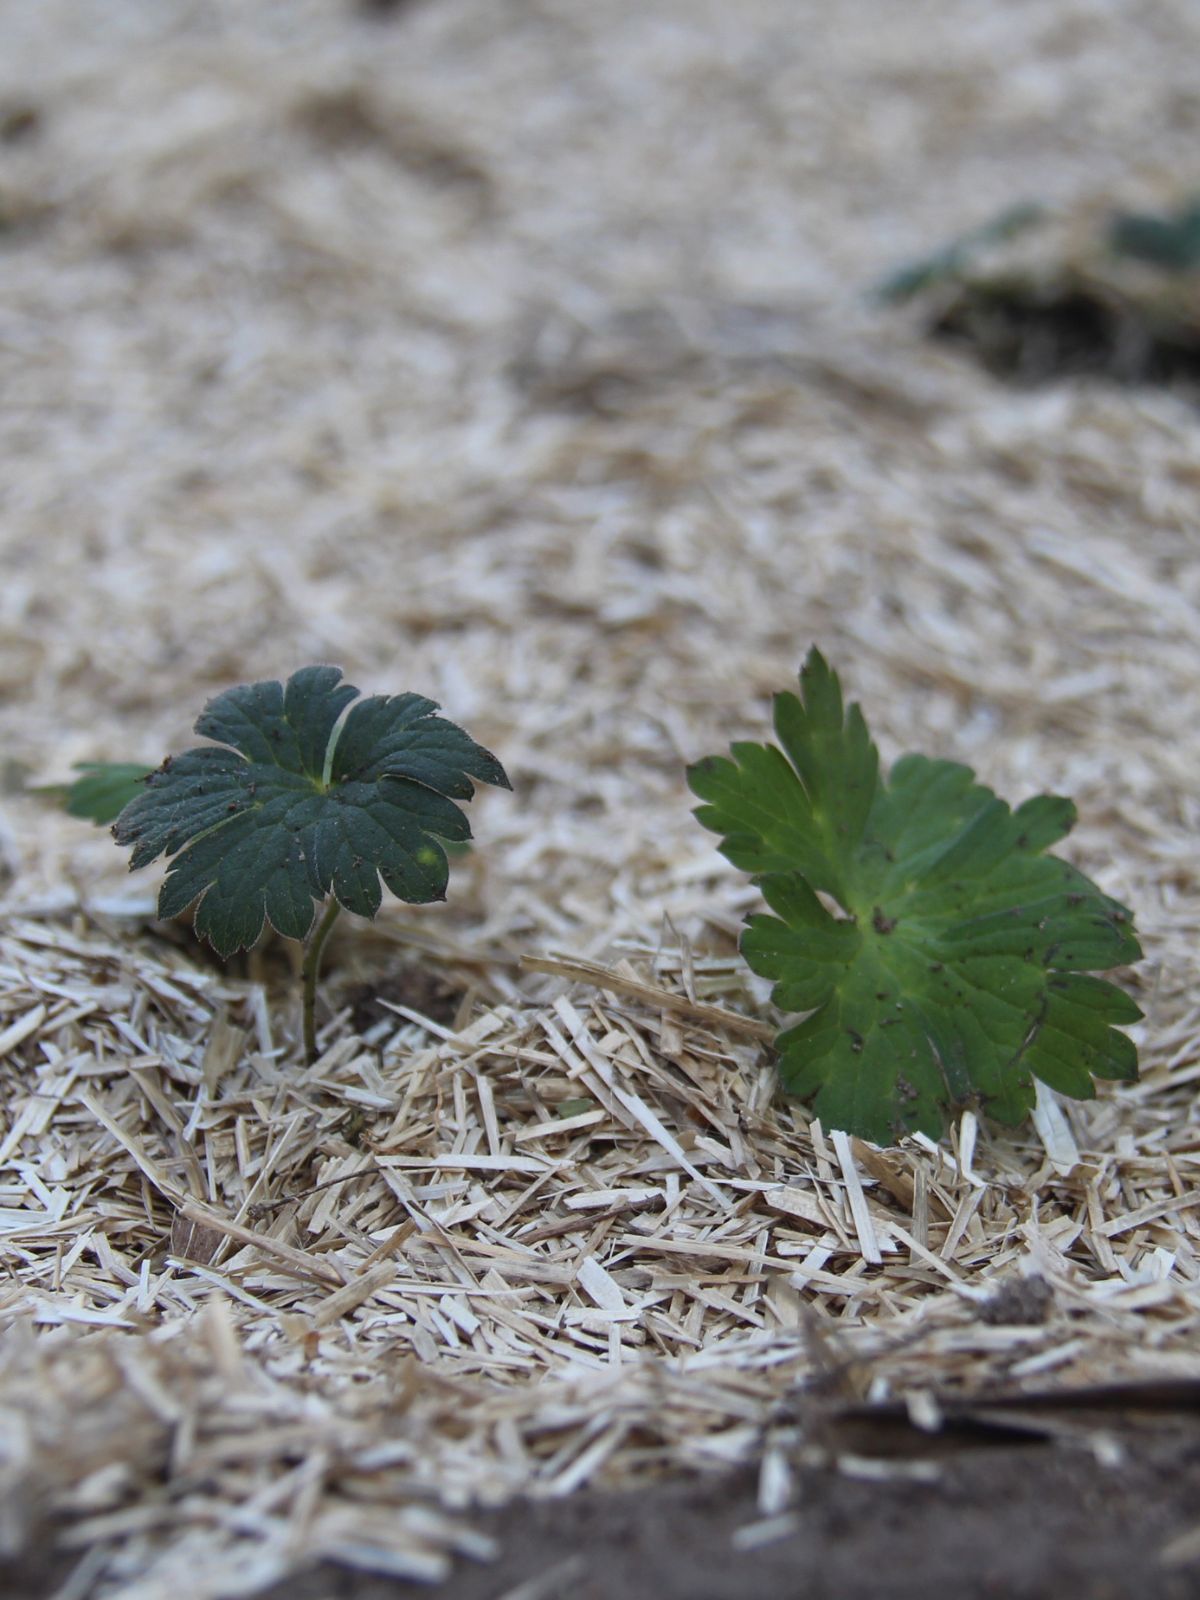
[{"x1": 302, "y1": 899, "x2": 342, "y2": 1065}]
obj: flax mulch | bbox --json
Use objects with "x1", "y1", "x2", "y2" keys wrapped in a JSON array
[{"x1": 2, "y1": 2, "x2": 1199, "y2": 1595}]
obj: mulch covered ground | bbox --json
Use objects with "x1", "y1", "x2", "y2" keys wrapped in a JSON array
[{"x1": 1, "y1": 2, "x2": 1199, "y2": 1595}]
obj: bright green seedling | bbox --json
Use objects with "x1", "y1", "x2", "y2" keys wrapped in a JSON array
[
  {"x1": 688, "y1": 649, "x2": 1141, "y2": 1145},
  {"x1": 112, "y1": 666, "x2": 509, "y2": 1063},
  {"x1": 31, "y1": 762, "x2": 155, "y2": 825}
]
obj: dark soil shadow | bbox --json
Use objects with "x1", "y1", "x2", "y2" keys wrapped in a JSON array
[
  {"x1": 259, "y1": 1426, "x2": 1200, "y2": 1600},
  {"x1": 345, "y1": 963, "x2": 467, "y2": 1035},
  {"x1": 16, "y1": 1427, "x2": 1200, "y2": 1600},
  {"x1": 932, "y1": 281, "x2": 1200, "y2": 388}
]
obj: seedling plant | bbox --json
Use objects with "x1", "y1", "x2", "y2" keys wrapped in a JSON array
[
  {"x1": 109, "y1": 666, "x2": 509, "y2": 1062},
  {"x1": 689, "y1": 649, "x2": 1142, "y2": 1143},
  {"x1": 48, "y1": 651, "x2": 1141, "y2": 1148}
]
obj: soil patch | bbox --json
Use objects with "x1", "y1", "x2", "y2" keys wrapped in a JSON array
[
  {"x1": 13, "y1": 1429, "x2": 1200, "y2": 1600},
  {"x1": 932, "y1": 283, "x2": 1200, "y2": 389},
  {"x1": 346, "y1": 965, "x2": 467, "y2": 1036}
]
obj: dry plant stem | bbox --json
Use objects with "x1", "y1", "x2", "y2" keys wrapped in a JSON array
[{"x1": 302, "y1": 899, "x2": 342, "y2": 1064}]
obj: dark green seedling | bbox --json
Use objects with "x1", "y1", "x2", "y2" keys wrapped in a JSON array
[
  {"x1": 112, "y1": 666, "x2": 509, "y2": 1062},
  {"x1": 31, "y1": 762, "x2": 155, "y2": 825},
  {"x1": 688, "y1": 649, "x2": 1141, "y2": 1145}
]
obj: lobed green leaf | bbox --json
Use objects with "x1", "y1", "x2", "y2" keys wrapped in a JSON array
[
  {"x1": 113, "y1": 666, "x2": 509, "y2": 957},
  {"x1": 689, "y1": 648, "x2": 1142, "y2": 1144}
]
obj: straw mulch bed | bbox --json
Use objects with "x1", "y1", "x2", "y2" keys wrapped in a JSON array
[{"x1": 2, "y1": 1, "x2": 1199, "y2": 1594}]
